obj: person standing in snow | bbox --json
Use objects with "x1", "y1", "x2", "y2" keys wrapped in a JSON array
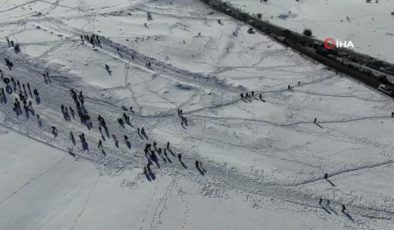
[
  {"x1": 51, "y1": 126, "x2": 58, "y2": 137},
  {"x1": 105, "y1": 64, "x2": 112, "y2": 76},
  {"x1": 98, "y1": 140, "x2": 103, "y2": 150},
  {"x1": 341, "y1": 204, "x2": 346, "y2": 213},
  {"x1": 324, "y1": 172, "x2": 328, "y2": 180},
  {"x1": 70, "y1": 131, "x2": 75, "y2": 145}
]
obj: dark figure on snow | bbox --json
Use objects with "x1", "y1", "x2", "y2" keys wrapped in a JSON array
[
  {"x1": 144, "y1": 144, "x2": 150, "y2": 154},
  {"x1": 259, "y1": 94, "x2": 265, "y2": 102},
  {"x1": 27, "y1": 83, "x2": 32, "y2": 96},
  {"x1": 105, "y1": 64, "x2": 112, "y2": 76},
  {"x1": 70, "y1": 107, "x2": 75, "y2": 119},
  {"x1": 79, "y1": 91, "x2": 84, "y2": 104},
  {"x1": 70, "y1": 131, "x2": 75, "y2": 145},
  {"x1": 313, "y1": 118, "x2": 317, "y2": 124},
  {"x1": 79, "y1": 133, "x2": 86, "y2": 143},
  {"x1": 118, "y1": 118, "x2": 124, "y2": 127},
  {"x1": 177, "y1": 108, "x2": 183, "y2": 116},
  {"x1": 147, "y1": 12, "x2": 153, "y2": 21},
  {"x1": 98, "y1": 140, "x2": 103, "y2": 150},
  {"x1": 240, "y1": 93, "x2": 244, "y2": 100},
  {"x1": 341, "y1": 204, "x2": 346, "y2": 213},
  {"x1": 123, "y1": 113, "x2": 130, "y2": 124},
  {"x1": 51, "y1": 126, "x2": 58, "y2": 137},
  {"x1": 4, "y1": 58, "x2": 13, "y2": 70}
]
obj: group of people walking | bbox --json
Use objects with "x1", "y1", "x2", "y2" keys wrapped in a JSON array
[
  {"x1": 81, "y1": 34, "x2": 101, "y2": 47},
  {"x1": 240, "y1": 91, "x2": 265, "y2": 102}
]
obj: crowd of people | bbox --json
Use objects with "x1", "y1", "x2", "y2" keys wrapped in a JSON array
[{"x1": 1, "y1": 57, "x2": 205, "y2": 182}]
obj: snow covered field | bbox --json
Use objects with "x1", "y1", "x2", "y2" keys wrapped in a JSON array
[
  {"x1": 1, "y1": 0, "x2": 394, "y2": 229},
  {"x1": 225, "y1": 0, "x2": 394, "y2": 63}
]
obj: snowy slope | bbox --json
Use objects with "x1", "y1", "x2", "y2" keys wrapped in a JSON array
[
  {"x1": 225, "y1": 0, "x2": 394, "y2": 63},
  {"x1": 1, "y1": 0, "x2": 394, "y2": 229}
]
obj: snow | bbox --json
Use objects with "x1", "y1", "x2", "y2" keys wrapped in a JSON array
[
  {"x1": 225, "y1": 0, "x2": 394, "y2": 62},
  {"x1": 1, "y1": 0, "x2": 394, "y2": 229},
  {"x1": 0, "y1": 128, "x2": 353, "y2": 230}
]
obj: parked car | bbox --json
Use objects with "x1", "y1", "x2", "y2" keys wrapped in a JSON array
[{"x1": 377, "y1": 84, "x2": 394, "y2": 96}]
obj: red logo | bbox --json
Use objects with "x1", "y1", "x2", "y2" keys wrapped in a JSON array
[{"x1": 323, "y1": 38, "x2": 336, "y2": 49}]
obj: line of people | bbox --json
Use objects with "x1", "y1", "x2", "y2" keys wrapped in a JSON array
[
  {"x1": 240, "y1": 91, "x2": 265, "y2": 102},
  {"x1": 81, "y1": 34, "x2": 101, "y2": 47}
]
